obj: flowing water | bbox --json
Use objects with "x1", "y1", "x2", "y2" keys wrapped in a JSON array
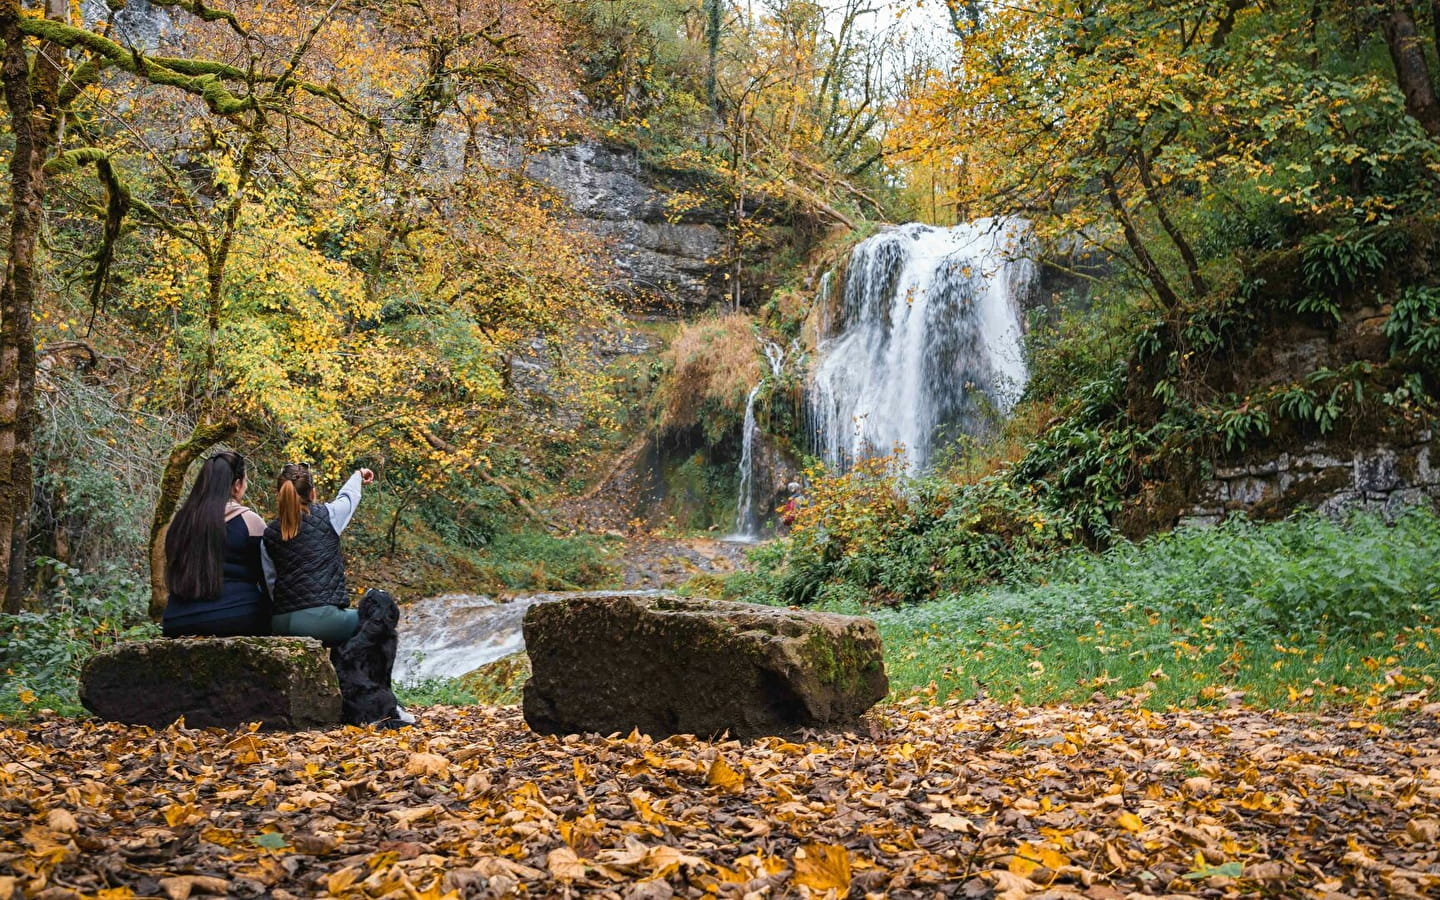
[
  {"x1": 809, "y1": 219, "x2": 1033, "y2": 473},
  {"x1": 394, "y1": 589, "x2": 671, "y2": 684},
  {"x1": 730, "y1": 339, "x2": 794, "y2": 540}
]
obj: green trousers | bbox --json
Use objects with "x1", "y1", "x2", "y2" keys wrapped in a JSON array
[{"x1": 272, "y1": 605, "x2": 360, "y2": 645}]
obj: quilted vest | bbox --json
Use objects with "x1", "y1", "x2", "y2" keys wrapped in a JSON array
[{"x1": 263, "y1": 503, "x2": 348, "y2": 614}]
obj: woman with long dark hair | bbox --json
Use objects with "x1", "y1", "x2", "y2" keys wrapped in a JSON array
[{"x1": 162, "y1": 451, "x2": 270, "y2": 637}]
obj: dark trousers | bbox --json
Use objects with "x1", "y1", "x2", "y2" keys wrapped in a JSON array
[{"x1": 163, "y1": 610, "x2": 269, "y2": 638}]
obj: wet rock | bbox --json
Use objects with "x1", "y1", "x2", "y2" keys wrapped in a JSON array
[
  {"x1": 80, "y1": 637, "x2": 342, "y2": 729},
  {"x1": 522, "y1": 594, "x2": 888, "y2": 739}
]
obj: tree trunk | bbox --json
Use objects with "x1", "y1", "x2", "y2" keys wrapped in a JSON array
[
  {"x1": 1382, "y1": 2, "x2": 1440, "y2": 138},
  {"x1": 1101, "y1": 169, "x2": 1183, "y2": 311},
  {"x1": 705, "y1": 0, "x2": 722, "y2": 112},
  {"x1": 0, "y1": 2, "x2": 61, "y2": 612},
  {"x1": 1136, "y1": 147, "x2": 1208, "y2": 298},
  {"x1": 148, "y1": 420, "x2": 237, "y2": 620}
]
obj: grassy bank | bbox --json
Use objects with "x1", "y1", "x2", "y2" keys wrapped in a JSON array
[{"x1": 849, "y1": 509, "x2": 1440, "y2": 711}]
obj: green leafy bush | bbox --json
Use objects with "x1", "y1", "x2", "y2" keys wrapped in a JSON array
[
  {"x1": 1386, "y1": 285, "x2": 1440, "y2": 358},
  {"x1": 475, "y1": 531, "x2": 619, "y2": 591},
  {"x1": 1300, "y1": 228, "x2": 1387, "y2": 290},
  {"x1": 0, "y1": 560, "x2": 156, "y2": 717}
]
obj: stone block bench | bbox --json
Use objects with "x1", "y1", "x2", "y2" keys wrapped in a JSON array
[
  {"x1": 79, "y1": 636, "x2": 343, "y2": 729},
  {"x1": 521, "y1": 593, "x2": 888, "y2": 739}
]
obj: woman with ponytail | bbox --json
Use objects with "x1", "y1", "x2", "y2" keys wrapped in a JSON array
[
  {"x1": 261, "y1": 463, "x2": 373, "y2": 642},
  {"x1": 162, "y1": 451, "x2": 269, "y2": 637},
  {"x1": 263, "y1": 464, "x2": 414, "y2": 726}
]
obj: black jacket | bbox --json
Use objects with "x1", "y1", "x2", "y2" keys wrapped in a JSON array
[{"x1": 263, "y1": 504, "x2": 348, "y2": 614}]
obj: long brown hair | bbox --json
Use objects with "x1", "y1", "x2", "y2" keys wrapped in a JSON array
[
  {"x1": 166, "y1": 451, "x2": 245, "y2": 599},
  {"x1": 275, "y1": 463, "x2": 315, "y2": 541}
]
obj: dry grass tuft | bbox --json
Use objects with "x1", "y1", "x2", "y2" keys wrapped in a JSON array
[{"x1": 658, "y1": 313, "x2": 762, "y2": 430}]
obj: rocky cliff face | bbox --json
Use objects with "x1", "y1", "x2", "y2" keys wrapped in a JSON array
[
  {"x1": 525, "y1": 143, "x2": 728, "y2": 309},
  {"x1": 87, "y1": 2, "x2": 734, "y2": 311},
  {"x1": 1120, "y1": 223, "x2": 1440, "y2": 534},
  {"x1": 1179, "y1": 430, "x2": 1440, "y2": 528}
]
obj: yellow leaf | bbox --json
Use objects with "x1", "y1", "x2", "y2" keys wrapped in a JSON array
[
  {"x1": 928, "y1": 813, "x2": 976, "y2": 833},
  {"x1": 325, "y1": 866, "x2": 361, "y2": 894},
  {"x1": 45, "y1": 809, "x2": 78, "y2": 833},
  {"x1": 406, "y1": 751, "x2": 450, "y2": 778},
  {"x1": 548, "y1": 846, "x2": 587, "y2": 882},
  {"x1": 646, "y1": 844, "x2": 707, "y2": 878},
  {"x1": 706, "y1": 754, "x2": 745, "y2": 794},
  {"x1": 1009, "y1": 841, "x2": 1069, "y2": 878},
  {"x1": 1116, "y1": 811, "x2": 1144, "y2": 833},
  {"x1": 792, "y1": 842, "x2": 851, "y2": 893},
  {"x1": 159, "y1": 875, "x2": 230, "y2": 900}
]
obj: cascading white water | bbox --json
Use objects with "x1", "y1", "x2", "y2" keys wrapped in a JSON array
[
  {"x1": 813, "y1": 270, "x2": 834, "y2": 348},
  {"x1": 731, "y1": 384, "x2": 763, "y2": 537},
  {"x1": 731, "y1": 340, "x2": 792, "y2": 539},
  {"x1": 810, "y1": 219, "x2": 1033, "y2": 473}
]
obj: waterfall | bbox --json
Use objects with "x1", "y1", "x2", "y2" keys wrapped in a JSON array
[
  {"x1": 810, "y1": 219, "x2": 1033, "y2": 473},
  {"x1": 814, "y1": 270, "x2": 834, "y2": 348},
  {"x1": 731, "y1": 340, "x2": 792, "y2": 539},
  {"x1": 732, "y1": 384, "x2": 763, "y2": 538}
]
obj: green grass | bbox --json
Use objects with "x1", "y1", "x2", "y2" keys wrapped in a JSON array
[
  {"x1": 474, "y1": 530, "x2": 621, "y2": 591},
  {"x1": 809, "y1": 509, "x2": 1440, "y2": 711},
  {"x1": 394, "y1": 677, "x2": 480, "y2": 708}
]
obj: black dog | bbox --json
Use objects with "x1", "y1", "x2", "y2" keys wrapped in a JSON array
[{"x1": 329, "y1": 588, "x2": 401, "y2": 725}]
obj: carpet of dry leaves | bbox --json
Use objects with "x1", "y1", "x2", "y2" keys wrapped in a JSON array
[{"x1": 2, "y1": 698, "x2": 1438, "y2": 899}]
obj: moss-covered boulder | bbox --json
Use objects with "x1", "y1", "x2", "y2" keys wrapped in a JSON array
[
  {"x1": 459, "y1": 652, "x2": 531, "y2": 705},
  {"x1": 522, "y1": 594, "x2": 887, "y2": 739},
  {"x1": 79, "y1": 637, "x2": 342, "y2": 729}
]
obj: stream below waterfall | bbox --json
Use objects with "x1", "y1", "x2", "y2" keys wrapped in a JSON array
[{"x1": 394, "y1": 589, "x2": 673, "y2": 684}]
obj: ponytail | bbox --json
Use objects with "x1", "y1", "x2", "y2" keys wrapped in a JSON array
[{"x1": 275, "y1": 463, "x2": 315, "y2": 540}]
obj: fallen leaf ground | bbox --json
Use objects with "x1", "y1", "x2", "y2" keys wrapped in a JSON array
[{"x1": 2, "y1": 699, "x2": 1438, "y2": 899}]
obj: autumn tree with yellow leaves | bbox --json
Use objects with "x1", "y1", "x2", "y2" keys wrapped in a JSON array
[
  {"x1": 896, "y1": 0, "x2": 1440, "y2": 310},
  {"x1": 3, "y1": 0, "x2": 612, "y2": 614}
]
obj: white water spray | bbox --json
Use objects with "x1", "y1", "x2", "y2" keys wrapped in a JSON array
[
  {"x1": 809, "y1": 219, "x2": 1033, "y2": 473},
  {"x1": 731, "y1": 339, "x2": 793, "y2": 539}
]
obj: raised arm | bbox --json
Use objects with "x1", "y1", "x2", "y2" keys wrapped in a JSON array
[{"x1": 325, "y1": 468, "x2": 374, "y2": 534}]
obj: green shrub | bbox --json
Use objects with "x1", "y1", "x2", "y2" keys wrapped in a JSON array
[
  {"x1": 32, "y1": 373, "x2": 179, "y2": 570},
  {"x1": 476, "y1": 531, "x2": 619, "y2": 591},
  {"x1": 1386, "y1": 285, "x2": 1440, "y2": 358},
  {"x1": 0, "y1": 559, "x2": 156, "y2": 717}
]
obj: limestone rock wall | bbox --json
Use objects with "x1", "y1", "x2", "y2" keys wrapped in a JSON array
[
  {"x1": 525, "y1": 143, "x2": 727, "y2": 309},
  {"x1": 1180, "y1": 431, "x2": 1440, "y2": 527}
]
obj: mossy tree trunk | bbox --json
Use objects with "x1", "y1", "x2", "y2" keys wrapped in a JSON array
[
  {"x1": 1380, "y1": 2, "x2": 1440, "y2": 139},
  {"x1": 148, "y1": 421, "x2": 238, "y2": 621},
  {"x1": 0, "y1": 0, "x2": 65, "y2": 613}
]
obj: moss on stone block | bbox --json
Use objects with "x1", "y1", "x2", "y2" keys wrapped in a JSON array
[{"x1": 80, "y1": 637, "x2": 342, "y2": 730}]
